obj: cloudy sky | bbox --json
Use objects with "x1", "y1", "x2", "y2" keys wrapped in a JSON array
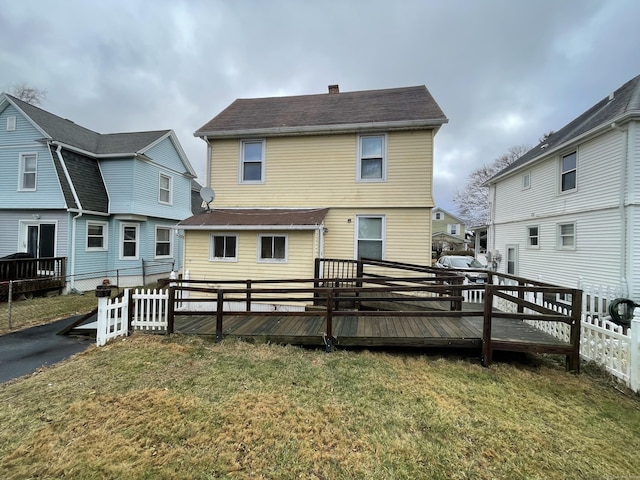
[{"x1": 2, "y1": 0, "x2": 639, "y2": 213}]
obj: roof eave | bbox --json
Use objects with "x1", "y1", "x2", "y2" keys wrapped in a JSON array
[
  {"x1": 179, "y1": 224, "x2": 323, "y2": 231},
  {"x1": 486, "y1": 110, "x2": 640, "y2": 185},
  {"x1": 194, "y1": 118, "x2": 448, "y2": 139}
]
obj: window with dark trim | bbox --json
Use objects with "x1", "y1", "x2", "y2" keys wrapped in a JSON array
[
  {"x1": 211, "y1": 234, "x2": 238, "y2": 261},
  {"x1": 560, "y1": 152, "x2": 576, "y2": 192}
]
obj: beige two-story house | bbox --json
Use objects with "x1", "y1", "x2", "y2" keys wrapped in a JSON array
[
  {"x1": 180, "y1": 85, "x2": 447, "y2": 280},
  {"x1": 431, "y1": 207, "x2": 467, "y2": 257}
]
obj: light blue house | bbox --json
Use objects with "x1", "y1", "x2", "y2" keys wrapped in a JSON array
[{"x1": 0, "y1": 93, "x2": 197, "y2": 291}]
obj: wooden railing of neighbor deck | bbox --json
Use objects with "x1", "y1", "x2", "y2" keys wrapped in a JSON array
[{"x1": 0, "y1": 256, "x2": 66, "y2": 300}]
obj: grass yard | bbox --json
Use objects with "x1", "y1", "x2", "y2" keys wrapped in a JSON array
[{"x1": 1, "y1": 335, "x2": 640, "y2": 479}]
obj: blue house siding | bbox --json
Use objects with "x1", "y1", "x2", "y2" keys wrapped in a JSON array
[
  {"x1": 0, "y1": 105, "x2": 66, "y2": 209},
  {"x1": 1, "y1": 94, "x2": 195, "y2": 291}
]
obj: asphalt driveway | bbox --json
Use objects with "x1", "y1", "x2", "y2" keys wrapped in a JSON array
[{"x1": 0, "y1": 316, "x2": 94, "y2": 384}]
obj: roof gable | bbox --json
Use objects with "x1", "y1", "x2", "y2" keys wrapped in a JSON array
[
  {"x1": 196, "y1": 85, "x2": 448, "y2": 137},
  {"x1": 490, "y1": 74, "x2": 640, "y2": 181}
]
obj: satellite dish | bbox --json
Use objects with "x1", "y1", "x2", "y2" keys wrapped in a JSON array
[{"x1": 199, "y1": 186, "x2": 215, "y2": 211}]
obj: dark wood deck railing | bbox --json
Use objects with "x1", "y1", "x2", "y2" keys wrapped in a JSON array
[
  {"x1": 0, "y1": 256, "x2": 66, "y2": 299},
  {"x1": 162, "y1": 258, "x2": 583, "y2": 371}
]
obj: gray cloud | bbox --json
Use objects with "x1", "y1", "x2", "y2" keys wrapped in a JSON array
[{"x1": 1, "y1": 0, "x2": 638, "y2": 213}]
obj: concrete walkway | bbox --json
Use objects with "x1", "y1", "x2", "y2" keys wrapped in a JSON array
[{"x1": 0, "y1": 316, "x2": 93, "y2": 384}]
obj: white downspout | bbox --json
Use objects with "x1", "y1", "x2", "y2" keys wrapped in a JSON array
[
  {"x1": 55, "y1": 144, "x2": 83, "y2": 291},
  {"x1": 612, "y1": 124, "x2": 629, "y2": 290}
]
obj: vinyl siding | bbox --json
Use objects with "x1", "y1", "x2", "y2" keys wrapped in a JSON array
[
  {"x1": 144, "y1": 137, "x2": 187, "y2": 174},
  {"x1": 0, "y1": 210, "x2": 68, "y2": 258},
  {"x1": 0, "y1": 105, "x2": 66, "y2": 209},
  {"x1": 184, "y1": 229, "x2": 317, "y2": 282},
  {"x1": 100, "y1": 158, "x2": 135, "y2": 212},
  {"x1": 491, "y1": 127, "x2": 631, "y2": 292},
  {"x1": 208, "y1": 130, "x2": 434, "y2": 208}
]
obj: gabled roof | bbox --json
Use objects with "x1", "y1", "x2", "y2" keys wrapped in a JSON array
[
  {"x1": 1, "y1": 94, "x2": 196, "y2": 176},
  {"x1": 195, "y1": 85, "x2": 448, "y2": 138},
  {"x1": 489, "y1": 74, "x2": 640, "y2": 182},
  {"x1": 433, "y1": 207, "x2": 465, "y2": 224},
  {"x1": 179, "y1": 208, "x2": 329, "y2": 230}
]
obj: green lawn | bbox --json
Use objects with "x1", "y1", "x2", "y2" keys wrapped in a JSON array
[{"x1": 1, "y1": 335, "x2": 639, "y2": 479}]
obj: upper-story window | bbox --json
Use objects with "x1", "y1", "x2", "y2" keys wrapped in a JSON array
[
  {"x1": 19, "y1": 153, "x2": 37, "y2": 191},
  {"x1": 159, "y1": 173, "x2": 172, "y2": 205},
  {"x1": 560, "y1": 151, "x2": 576, "y2": 192},
  {"x1": 448, "y1": 224, "x2": 459, "y2": 236},
  {"x1": 433, "y1": 212, "x2": 442, "y2": 220},
  {"x1": 86, "y1": 221, "x2": 108, "y2": 251},
  {"x1": 357, "y1": 134, "x2": 386, "y2": 182},
  {"x1": 6, "y1": 116, "x2": 16, "y2": 131},
  {"x1": 240, "y1": 139, "x2": 265, "y2": 183},
  {"x1": 522, "y1": 172, "x2": 531, "y2": 190}
]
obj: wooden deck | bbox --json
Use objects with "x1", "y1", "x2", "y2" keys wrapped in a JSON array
[{"x1": 173, "y1": 312, "x2": 568, "y2": 350}]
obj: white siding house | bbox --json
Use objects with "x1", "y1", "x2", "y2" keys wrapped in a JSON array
[{"x1": 485, "y1": 74, "x2": 640, "y2": 299}]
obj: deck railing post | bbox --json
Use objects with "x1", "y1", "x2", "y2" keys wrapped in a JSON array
[
  {"x1": 482, "y1": 284, "x2": 494, "y2": 367},
  {"x1": 216, "y1": 289, "x2": 224, "y2": 343},
  {"x1": 246, "y1": 279, "x2": 252, "y2": 312},
  {"x1": 325, "y1": 288, "x2": 334, "y2": 352},
  {"x1": 167, "y1": 286, "x2": 175, "y2": 334}
]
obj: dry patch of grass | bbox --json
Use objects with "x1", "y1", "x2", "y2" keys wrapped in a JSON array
[
  {"x1": 0, "y1": 292, "x2": 98, "y2": 334},
  {"x1": 1, "y1": 335, "x2": 640, "y2": 479}
]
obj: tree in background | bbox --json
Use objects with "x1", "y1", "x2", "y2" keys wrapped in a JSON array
[
  {"x1": 9, "y1": 83, "x2": 47, "y2": 106},
  {"x1": 452, "y1": 144, "x2": 529, "y2": 226}
]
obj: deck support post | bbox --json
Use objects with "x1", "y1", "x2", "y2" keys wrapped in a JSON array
[
  {"x1": 216, "y1": 289, "x2": 224, "y2": 343},
  {"x1": 325, "y1": 288, "x2": 334, "y2": 352},
  {"x1": 246, "y1": 280, "x2": 252, "y2": 311},
  {"x1": 568, "y1": 289, "x2": 582, "y2": 372},
  {"x1": 481, "y1": 285, "x2": 494, "y2": 367}
]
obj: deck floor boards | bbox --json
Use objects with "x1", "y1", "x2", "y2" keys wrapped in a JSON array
[{"x1": 174, "y1": 311, "x2": 567, "y2": 349}]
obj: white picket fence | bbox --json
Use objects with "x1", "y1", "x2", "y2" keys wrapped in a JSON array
[{"x1": 96, "y1": 288, "x2": 169, "y2": 346}]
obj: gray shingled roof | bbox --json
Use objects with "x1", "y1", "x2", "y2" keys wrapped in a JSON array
[
  {"x1": 179, "y1": 208, "x2": 329, "y2": 228},
  {"x1": 195, "y1": 85, "x2": 447, "y2": 137},
  {"x1": 490, "y1": 74, "x2": 640, "y2": 181},
  {"x1": 7, "y1": 94, "x2": 170, "y2": 155},
  {"x1": 51, "y1": 147, "x2": 109, "y2": 213}
]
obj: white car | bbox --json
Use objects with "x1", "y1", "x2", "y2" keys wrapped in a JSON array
[{"x1": 434, "y1": 255, "x2": 488, "y2": 284}]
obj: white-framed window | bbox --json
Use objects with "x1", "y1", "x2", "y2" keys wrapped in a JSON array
[
  {"x1": 258, "y1": 234, "x2": 287, "y2": 262},
  {"x1": 527, "y1": 226, "x2": 539, "y2": 248},
  {"x1": 240, "y1": 139, "x2": 265, "y2": 183},
  {"x1": 7, "y1": 116, "x2": 16, "y2": 131},
  {"x1": 448, "y1": 223, "x2": 460, "y2": 236},
  {"x1": 506, "y1": 245, "x2": 518, "y2": 275},
  {"x1": 120, "y1": 223, "x2": 139, "y2": 260},
  {"x1": 557, "y1": 222, "x2": 576, "y2": 250},
  {"x1": 159, "y1": 173, "x2": 173, "y2": 205},
  {"x1": 433, "y1": 212, "x2": 442, "y2": 220},
  {"x1": 560, "y1": 151, "x2": 576, "y2": 192},
  {"x1": 155, "y1": 226, "x2": 173, "y2": 258},
  {"x1": 522, "y1": 172, "x2": 531, "y2": 190},
  {"x1": 19, "y1": 153, "x2": 37, "y2": 190},
  {"x1": 357, "y1": 134, "x2": 387, "y2": 182},
  {"x1": 210, "y1": 234, "x2": 238, "y2": 262},
  {"x1": 86, "y1": 221, "x2": 108, "y2": 251},
  {"x1": 356, "y1": 215, "x2": 385, "y2": 260}
]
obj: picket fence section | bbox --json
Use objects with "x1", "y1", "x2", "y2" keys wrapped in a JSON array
[{"x1": 97, "y1": 279, "x2": 640, "y2": 392}]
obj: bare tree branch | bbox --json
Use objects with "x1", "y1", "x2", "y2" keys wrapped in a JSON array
[
  {"x1": 9, "y1": 83, "x2": 47, "y2": 106},
  {"x1": 452, "y1": 144, "x2": 529, "y2": 226}
]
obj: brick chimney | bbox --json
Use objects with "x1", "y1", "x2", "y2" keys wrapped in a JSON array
[{"x1": 328, "y1": 84, "x2": 339, "y2": 94}]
